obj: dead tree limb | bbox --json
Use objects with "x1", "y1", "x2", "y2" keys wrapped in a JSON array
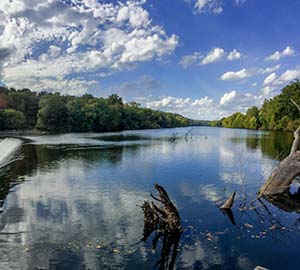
[
  {"x1": 184, "y1": 128, "x2": 194, "y2": 141},
  {"x1": 220, "y1": 191, "x2": 236, "y2": 210},
  {"x1": 259, "y1": 99, "x2": 300, "y2": 196},
  {"x1": 290, "y1": 99, "x2": 300, "y2": 156},
  {"x1": 291, "y1": 98, "x2": 300, "y2": 111},
  {"x1": 290, "y1": 125, "x2": 300, "y2": 156},
  {"x1": 140, "y1": 184, "x2": 182, "y2": 270}
]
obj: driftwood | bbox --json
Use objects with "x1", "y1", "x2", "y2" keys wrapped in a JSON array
[
  {"x1": 219, "y1": 191, "x2": 236, "y2": 225},
  {"x1": 140, "y1": 183, "x2": 181, "y2": 270},
  {"x1": 220, "y1": 191, "x2": 236, "y2": 210},
  {"x1": 259, "y1": 99, "x2": 300, "y2": 196}
]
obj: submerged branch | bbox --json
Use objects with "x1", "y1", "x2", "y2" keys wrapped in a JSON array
[
  {"x1": 140, "y1": 183, "x2": 182, "y2": 270},
  {"x1": 220, "y1": 191, "x2": 236, "y2": 210}
]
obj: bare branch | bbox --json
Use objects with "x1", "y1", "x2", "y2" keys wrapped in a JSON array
[
  {"x1": 290, "y1": 126, "x2": 300, "y2": 155},
  {"x1": 291, "y1": 98, "x2": 300, "y2": 112},
  {"x1": 150, "y1": 193, "x2": 162, "y2": 202},
  {"x1": 220, "y1": 191, "x2": 236, "y2": 210},
  {"x1": 289, "y1": 99, "x2": 300, "y2": 155}
]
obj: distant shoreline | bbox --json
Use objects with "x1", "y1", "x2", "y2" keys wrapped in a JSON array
[{"x1": 0, "y1": 125, "x2": 206, "y2": 137}]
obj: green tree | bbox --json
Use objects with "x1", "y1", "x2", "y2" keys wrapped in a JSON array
[
  {"x1": 36, "y1": 94, "x2": 69, "y2": 132},
  {"x1": 215, "y1": 81, "x2": 300, "y2": 132},
  {"x1": 1, "y1": 109, "x2": 25, "y2": 130},
  {"x1": 7, "y1": 88, "x2": 39, "y2": 127}
]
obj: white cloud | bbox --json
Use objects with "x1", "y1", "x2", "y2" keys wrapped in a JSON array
[
  {"x1": 146, "y1": 96, "x2": 193, "y2": 109},
  {"x1": 0, "y1": 0, "x2": 178, "y2": 94},
  {"x1": 179, "y1": 52, "x2": 202, "y2": 68},
  {"x1": 201, "y1": 48, "x2": 225, "y2": 65},
  {"x1": 273, "y1": 68, "x2": 300, "y2": 85},
  {"x1": 219, "y1": 90, "x2": 262, "y2": 110},
  {"x1": 220, "y1": 68, "x2": 251, "y2": 81},
  {"x1": 263, "y1": 72, "x2": 277, "y2": 86},
  {"x1": 235, "y1": 0, "x2": 247, "y2": 5},
  {"x1": 219, "y1": 90, "x2": 236, "y2": 105},
  {"x1": 258, "y1": 68, "x2": 300, "y2": 97},
  {"x1": 265, "y1": 46, "x2": 295, "y2": 61},
  {"x1": 180, "y1": 48, "x2": 241, "y2": 67},
  {"x1": 220, "y1": 64, "x2": 281, "y2": 82},
  {"x1": 144, "y1": 90, "x2": 263, "y2": 120},
  {"x1": 194, "y1": 0, "x2": 223, "y2": 14},
  {"x1": 0, "y1": 0, "x2": 26, "y2": 16},
  {"x1": 260, "y1": 64, "x2": 281, "y2": 74},
  {"x1": 145, "y1": 95, "x2": 214, "y2": 119},
  {"x1": 261, "y1": 68, "x2": 300, "y2": 88},
  {"x1": 190, "y1": 0, "x2": 246, "y2": 14},
  {"x1": 227, "y1": 49, "x2": 242, "y2": 61},
  {"x1": 3, "y1": 75, "x2": 97, "y2": 96},
  {"x1": 261, "y1": 85, "x2": 276, "y2": 96},
  {"x1": 191, "y1": 96, "x2": 213, "y2": 106}
]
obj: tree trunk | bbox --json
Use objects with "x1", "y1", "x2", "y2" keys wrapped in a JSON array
[
  {"x1": 259, "y1": 117, "x2": 300, "y2": 196},
  {"x1": 259, "y1": 152, "x2": 300, "y2": 195}
]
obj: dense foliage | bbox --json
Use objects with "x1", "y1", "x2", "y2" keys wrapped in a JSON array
[
  {"x1": 0, "y1": 87, "x2": 202, "y2": 132},
  {"x1": 210, "y1": 81, "x2": 300, "y2": 132}
]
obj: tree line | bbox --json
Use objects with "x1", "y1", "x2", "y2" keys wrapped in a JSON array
[
  {"x1": 210, "y1": 81, "x2": 300, "y2": 132},
  {"x1": 0, "y1": 87, "x2": 205, "y2": 132}
]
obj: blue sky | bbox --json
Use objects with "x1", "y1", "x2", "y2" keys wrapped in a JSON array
[{"x1": 0, "y1": 0, "x2": 300, "y2": 120}]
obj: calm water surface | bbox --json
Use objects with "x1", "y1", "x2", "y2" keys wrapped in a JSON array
[{"x1": 0, "y1": 127, "x2": 299, "y2": 270}]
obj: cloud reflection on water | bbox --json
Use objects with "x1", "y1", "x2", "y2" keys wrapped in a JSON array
[{"x1": 0, "y1": 127, "x2": 297, "y2": 269}]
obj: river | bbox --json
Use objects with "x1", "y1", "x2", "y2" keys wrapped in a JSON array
[{"x1": 0, "y1": 127, "x2": 298, "y2": 270}]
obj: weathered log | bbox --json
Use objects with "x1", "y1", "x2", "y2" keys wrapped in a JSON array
[
  {"x1": 259, "y1": 99, "x2": 300, "y2": 196},
  {"x1": 220, "y1": 191, "x2": 236, "y2": 209},
  {"x1": 259, "y1": 152, "x2": 300, "y2": 195}
]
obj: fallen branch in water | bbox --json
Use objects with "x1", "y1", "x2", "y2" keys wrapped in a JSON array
[
  {"x1": 220, "y1": 191, "x2": 236, "y2": 210},
  {"x1": 184, "y1": 128, "x2": 194, "y2": 141},
  {"x1": 259, "y1": 99, "x2": 300, "y2": 196},
  {"x1": 168, "y1": 128, "x2": 196, "y2": 144},
  {"x1": 140, "y1": 183, "x2": 181, "y2": 270}
]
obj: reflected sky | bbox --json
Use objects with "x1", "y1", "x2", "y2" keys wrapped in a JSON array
[{"x1": 0, "y1": 127, "x2": 299, "y2": 269}]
